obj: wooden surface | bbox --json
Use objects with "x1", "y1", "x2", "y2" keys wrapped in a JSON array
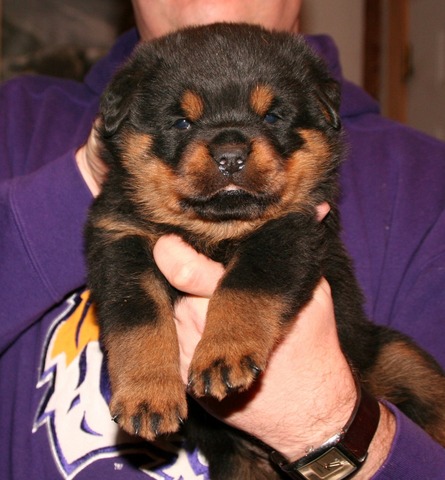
[{"x1": 387, "y1": 0, "x2": 410, "y2": 122}]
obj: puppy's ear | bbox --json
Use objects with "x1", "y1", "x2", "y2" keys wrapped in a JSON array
[
  {"x1": 100, "y1": 41, "x2": 160, "y2": 137},
  {"x1": 315, "y1": 80, "x2": 341, "y2": 130},
  {"x1": 100, "y1": 64, "x2": 141, "y2": 137}
]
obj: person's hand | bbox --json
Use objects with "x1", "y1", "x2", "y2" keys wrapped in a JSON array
[
  {"x1": 154, "y1": 235, "x2": 357, "y2": 455},
  {"x1": 75, "y1": 121, "x2": 108, "y2": 196},
  {"x1": 153, "y1": 223, "x2": 395, "y2": 478}
]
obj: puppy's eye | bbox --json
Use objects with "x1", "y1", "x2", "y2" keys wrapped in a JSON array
[
  {"x1": 264, "y1": 113, "x2": 280, "y2": 124},
  {"x1": 173, "y1": 118, "x2": 192, "y2": 130}
]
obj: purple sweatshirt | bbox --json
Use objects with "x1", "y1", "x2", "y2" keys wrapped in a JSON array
[{"x1": 1, "y1": 29, "x2": 444, "y2": 479}]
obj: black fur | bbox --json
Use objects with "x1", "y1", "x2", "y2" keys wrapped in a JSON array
[{"x1": 85, "y1": 23, "x2": 445, "y2": 479}]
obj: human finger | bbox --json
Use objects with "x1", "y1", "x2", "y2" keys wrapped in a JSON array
[
  {"x1": 153, "y1": 234, "x2": 224, "y2": 297},
  {"x1": 316, "y1": 201, "x2": 331, "y2": 221},
  {"x1": 76, "y1": 120, "x2": 108, "y2": 196}
]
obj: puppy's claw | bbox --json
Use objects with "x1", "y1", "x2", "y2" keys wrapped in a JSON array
[
  {"x1": 187, "y1": 375, "x2": 195, "y2": 391},
  {"x1": 245, "y1": 356, "x2": 262, "y2": 379},
  {"x1": 251, "y1": 365, "x2": 262, "y2": 379},
  {"x1": 203, "y1": 369, "x2": 212, "y2": 396},
  {"x1": 221, "y1": 365, "x2": 234, "y2": 391},
  {"x1": 111, "y1": 414, "x2": 120, "y2": 424},
  {"x1": 150, "y1": 413, "x2": 162, "y2": 436},
  {"x1": 132, "y1": 415, "x2": 142, "y2": 436}
]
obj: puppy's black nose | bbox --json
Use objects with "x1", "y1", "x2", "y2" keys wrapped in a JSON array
[{"x1": 211, "y1": 144, "x2": 249, "y2": 176}]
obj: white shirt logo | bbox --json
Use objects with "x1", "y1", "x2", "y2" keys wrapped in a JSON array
[{"x1": 33, "y1": 291, "x2": 208, "y2": 479}]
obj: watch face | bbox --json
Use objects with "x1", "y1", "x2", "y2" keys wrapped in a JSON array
[{"x1": 297, "y1": 447, "x2": 357, "y2": 480}]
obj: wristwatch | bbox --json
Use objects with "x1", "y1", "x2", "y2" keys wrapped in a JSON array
[{"x1": 270, "y1": 384, "x2": 380, "y2": 480}]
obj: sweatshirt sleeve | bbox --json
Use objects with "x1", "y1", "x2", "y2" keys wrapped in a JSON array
[
  {"x1": 373, "y1": 405, "x2": 445, "y2": 479},
  {"x1": 340, "y1": 120, "x2": 445, "y2": 478},
  {"x1": 0, "y1": 152, "x2": 93, "y2": 349},
  {"x1": 0, "y1": 76, "x2": 97, "y2": 351}
]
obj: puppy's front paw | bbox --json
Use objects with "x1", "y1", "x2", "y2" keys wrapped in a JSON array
[
  {"x1": 104, "y1": 323, "x2": 186, "y2": 440},
  {"x1": 110, "y1": 372, "x2": 187, "y2": 440},
  {"x1": 188, "y1": 336, "x2": 266, "y2": 399}
]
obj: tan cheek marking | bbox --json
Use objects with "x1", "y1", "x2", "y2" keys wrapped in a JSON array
[
  {"x1": 279, "y1": 129, "x2": 333, "y2": 211},
  {"x1": 178, "y1": 141, "x2": 215, "y2": 193},
  {"x1": 245, "y1": 138, "x2": 287, "y2": 192},
  {"x1": 130, "y1": 159, "x2": 183, "y2": 218},
  {"x1": 121, "y1": 132, "x2": 153, "y2": 164},
  {"x1": 237, "y1": 130, "x2": 333, "y2": 221},
  {"x1": 181, "y1": 90, "x2": 204, "y2": 121},
  {"x1": 250, "y1": 84, "x2": 275, "y2": 117},
  {"x1": 119, "y1": 131, "x2": 184, "y2": 220}
]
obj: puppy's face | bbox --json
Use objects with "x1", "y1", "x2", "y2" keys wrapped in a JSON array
[{"x1": 100, "y1": 24, "x2": 342, "y2": 239}]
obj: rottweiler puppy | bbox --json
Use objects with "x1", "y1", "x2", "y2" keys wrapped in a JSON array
[{"x1": 85, "y1": 23, "x2": 445, "y2": 479}]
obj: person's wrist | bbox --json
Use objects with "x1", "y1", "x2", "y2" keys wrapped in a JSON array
[
  {"x1": 269, "y1": 389, "x2": 395, "y2": 480},
  {"x1": 268, "y1": 365, "x2": 358, "y2": 462}
]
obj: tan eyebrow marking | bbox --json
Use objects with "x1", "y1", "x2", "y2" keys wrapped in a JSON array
[
  {"x1": 250, "y1": 84, "x2": 275, "y2": 116},
  {"x1": 181, "y1": 90, "x2": 205, "y2": 121}
]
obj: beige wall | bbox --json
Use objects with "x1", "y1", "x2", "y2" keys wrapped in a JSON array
[
  {"x1": 300, "y1": 0, "x2": 365, "y2": 86},
  {"x1": 301, "y1": 1, "x2": 445, "y2": 140},
  {"x1": 407, "y1": 0, "x2": 445, "y2": 140}
]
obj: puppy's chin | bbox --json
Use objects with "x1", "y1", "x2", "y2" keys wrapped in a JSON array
[{"x1": 180, "y1": 189, "x2": 277, "y2": 222}]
